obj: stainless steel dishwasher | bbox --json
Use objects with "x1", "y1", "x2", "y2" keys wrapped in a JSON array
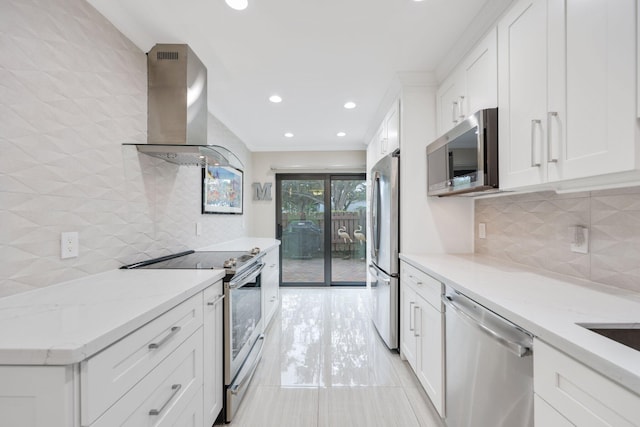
[{"x1": 443, "y1": 287, "x2": 534, "y2": 427}]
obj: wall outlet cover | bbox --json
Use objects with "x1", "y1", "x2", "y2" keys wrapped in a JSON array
[{"x1": 61, "y1": 231, "x2": 79, "y2": 259}]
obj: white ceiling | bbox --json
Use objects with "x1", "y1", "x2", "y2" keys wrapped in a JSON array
[{"x1": 87, "y1": 0, "x2": 509, "y2": 152}]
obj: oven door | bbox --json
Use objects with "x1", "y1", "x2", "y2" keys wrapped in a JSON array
[{"x1": 223, "y1": 262, "x2": 265, "y2": 421}]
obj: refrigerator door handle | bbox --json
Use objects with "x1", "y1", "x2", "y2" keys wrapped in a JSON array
[{"x1": 370, "y1": 172, "x2": 381, "y2": 259}]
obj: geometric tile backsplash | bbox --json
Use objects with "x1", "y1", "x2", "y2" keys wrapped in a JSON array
[
  {"x1": 0, "y1": 0, "x2": 249, "y2": 297},
  {"x1": 475, "y1": 186, "x2": 640, "y2": 294}
]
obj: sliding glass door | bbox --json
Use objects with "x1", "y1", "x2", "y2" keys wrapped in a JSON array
[{"x1": 276, "y1": 174, "x2": 366, "y2": 286}]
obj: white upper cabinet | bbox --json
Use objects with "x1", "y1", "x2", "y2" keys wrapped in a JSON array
[
  {"x1": 558, "y1": 0, "x2": 636, "y2": 181},
  {"x1": 368, "y1": 98, "x2": 400, "y2": 167},
  {"x1": 499, "y1": 0, "x2": 637, "y2": 190},
  {"x1": 437, "y1": 71, "x2": 464, "y2": 135},
  {"x1": 498, "y1": 0, "x2": 548, "y2": 188},
  {"x1": 437, "y1": 28, "x2": 498, "y2": 136},
  {"x1": 384, "y1": 100, "x2": 400, "y2": 155},
  {"x1": 462, "y1": 27, "x2": 498, "y2": 120}
]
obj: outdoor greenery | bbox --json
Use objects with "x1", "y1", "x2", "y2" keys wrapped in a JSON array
[{"x1": 281, "y1": 179, "x2": 366, "y2": 217}]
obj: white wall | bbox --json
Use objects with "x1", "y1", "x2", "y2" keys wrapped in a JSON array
[
  {"x1": 398, "y1": 85, "x2": 474, "y2": 255},
  {"x1": 0, "y1": 0, "x2": 250, "y2": 297},
  {"x1": 250, "y1": 151, "x2": 366, "y2": 237}
]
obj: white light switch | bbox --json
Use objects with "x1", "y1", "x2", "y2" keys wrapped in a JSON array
[
  {"x1": 196, "y1": 222, "x2": 202, "y2": 236},
  {"x1": 61, "y1": 232, "x2": 79, "y2": 259},
  {"x1": 478, "y1": 223, "x2": 486, "y2": 239}
]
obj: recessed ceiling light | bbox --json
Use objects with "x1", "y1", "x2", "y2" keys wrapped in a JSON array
[
  {"x1": 337, "y1": 132, "x2": 346, "y2": 137},
  {"x1": 284, "y1": 132, "x2": 294, "y2": 138},
  {"x1": 269, "y1": 95, "x2": 282, "y2": 103},
  {"x1": 344, "y1": 101, "x2": 356, "y2": 109},
  {"x1": 225, "y1": 0, "x2": 248, "y2": 11}
]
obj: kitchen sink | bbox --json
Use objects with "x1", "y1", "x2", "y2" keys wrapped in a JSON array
[{"x1": 579, "y1": 324, "x2": 640, "y2": 352}]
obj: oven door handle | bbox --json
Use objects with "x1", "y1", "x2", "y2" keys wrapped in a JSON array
[{"x1": 229, "y1": 262, "x2": 265, "y2": 289}]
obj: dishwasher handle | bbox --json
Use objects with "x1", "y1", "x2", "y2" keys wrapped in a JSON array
[{"x1": 442, "y1": 295, "x2": 532, "y2": 358}]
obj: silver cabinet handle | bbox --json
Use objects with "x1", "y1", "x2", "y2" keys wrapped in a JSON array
[
  {"x1": 413, "y1": 305, "x2": 420, "y2": 337},
  {"x1": 452, "y1": 101, "x2": 458, "y2": 124},
  {"x1": 458, "y1": 95, "x2": 465, "y2": 120},
  {"x1": 409, "y1": 301, "x2": 415, "y2": 331},
  {"x1": 148, "y1": 326, "x2": 181, "y2": 350},
  {"x1": 408, "y1": 274, "x2": 423, "y2": 285},
  {"x1": 547, "y1": 112, "x2": 558, "y2": 163},
  {"x1": 149, "y1": 383, "x2": 181, "y2": 416},
  {"x1": 530, "y1": 119, "x2": 542, "y2": 167},
  {"x1": 206, "y1": 294, "x2": 225, "y2": 306}
]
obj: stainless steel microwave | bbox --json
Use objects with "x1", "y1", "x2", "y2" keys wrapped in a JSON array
[{"x1": 427, "y1": 108, "x2": 498, "y2": 196}]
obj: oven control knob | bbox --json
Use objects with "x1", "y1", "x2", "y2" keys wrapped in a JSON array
[{"x1": 250, "y1": 247, "x2": 260, "y2": 255}]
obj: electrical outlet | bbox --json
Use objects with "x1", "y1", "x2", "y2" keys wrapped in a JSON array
[
  {"x1": 569, "y1": 226, "x2": 589, "y2": 254},
  {"x1": 61, "y1": 232, "x2": 79, "y2": 259},
  {"x1": 478, "y1": 223, "x2": 487, "y2": 239}
]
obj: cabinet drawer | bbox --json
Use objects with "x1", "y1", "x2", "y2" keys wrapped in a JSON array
[
  {"x1": 401, "y1": 262, "x2": 442, "y2": 310},
  {"x1": 91, "y1": 328, "x2": 203, "y2": 427},
  {"x1": 534, "y1": 339, "x2": 639, "y2": 426},
  {"x1": 81, "y1": 292, "x2": 203, "y2": 425}
]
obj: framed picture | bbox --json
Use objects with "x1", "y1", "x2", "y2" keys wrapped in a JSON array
[{"x1": 202, "y1": 165, "x2": 243, "y2": 214}]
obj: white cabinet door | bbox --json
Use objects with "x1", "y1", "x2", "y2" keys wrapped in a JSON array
[
  {"x1": 462, "y1": 27, "x2": 498, "y2": 118},
  {"x1": 534, "y1": 339, "x2": 640, "y2": 426},
  {"x1": 203, "y1": 281, "x2": 224, "y2": 426},
  {"x1": 498, "y1": 0, "x2": 548, "y2": 189},
  {"x1": 0, "y1": 366, "x2": 77, "y2": 427},
  {"x1": 385, "y1": 99, "x2": 400, "y2": 154},
  {"x1": 261, "y1": 247, "x2": 280, "y2": 329},
  {"x1": 534, "y1": 394, "x2": 574, "y2": 427},
  {"x1": 553, "y1": 0, "x2": 636, "y2": 181},
  {"x1": 437, "y1": 71, "x2": 464, "y2": 135},
  {"x1": 400, "y1": 283, "x2": 418, "y2": 370},
  {"x1": 400, "y1": 261, "x2": 445, "y2": 418},
  {"x1": 415, "y1": 298, "x2": 445, "y2": 418}
]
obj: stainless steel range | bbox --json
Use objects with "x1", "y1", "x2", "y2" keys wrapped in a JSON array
[{"x1": 122, "y1": 248, "x2": 266, "y2": 423}]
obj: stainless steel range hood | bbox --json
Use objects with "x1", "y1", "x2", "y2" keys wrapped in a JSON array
[{"x1": 125, "y1": 44, "x2": 242, "y2": 169}]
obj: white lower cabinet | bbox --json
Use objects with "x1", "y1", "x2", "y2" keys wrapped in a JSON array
[
  {"x1": 203, "y1": 281, "x2": 224, "y2": 425},
  {"x1": 262, "y1": 246, "x2": 280, "y2": 330},
  {"x1": 91, "y1": 328, "x2": 203, "y2": 427},
  {"x1": 0, "y1": 280, "x2": 224, "y2": 427},
  {"x1": 81, "y1": 292, "x2": 203, "y2": 425},
  {"x1": 400, "y1": 261, "x2": 445, "y2": 418},
  {"x1": 534, "y1": 395, "x2": 573, "y2": 427},
  {"x1": 534, "y1": 338, "x2": 640, "y2": 426},
  {"x1": 0, "y1": 365, "x2": 78, "y2": 427}
]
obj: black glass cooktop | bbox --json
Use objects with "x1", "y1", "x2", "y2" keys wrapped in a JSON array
[{"x1": 121, "y1": 250, "x2": 257, "y2": 271}]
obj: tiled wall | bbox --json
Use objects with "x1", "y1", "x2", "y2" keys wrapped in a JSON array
[
  {"x1": 0, "y1": 0, "x2": 250, "y2": 297},
  {"x1": 475, "y1": 186, "x2": 640, "y2": 294}
]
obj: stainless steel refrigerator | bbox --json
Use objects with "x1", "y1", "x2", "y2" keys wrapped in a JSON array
[{"x1": 368, "y1": 150, "x2": 399, "y2": 350}]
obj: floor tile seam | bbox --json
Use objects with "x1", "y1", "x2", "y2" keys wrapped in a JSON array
[{"x1": 396, "y1": 385, "x2": 426, "y2": 427}]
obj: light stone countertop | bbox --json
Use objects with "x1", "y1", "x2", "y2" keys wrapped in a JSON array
[
  {"x1": 0, "y1": 269, "x2": 224, "y2": 365},
  {"x1": 0, "y1": 237, "x2": 280, "y2": 366},
  {"x1": 400, "y1": 253, "x2": 640, "y2": 396}
]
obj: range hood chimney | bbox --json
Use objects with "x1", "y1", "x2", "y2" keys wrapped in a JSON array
[{"x1": 125, "y1": 44, "x2": 242, "y2": 169}]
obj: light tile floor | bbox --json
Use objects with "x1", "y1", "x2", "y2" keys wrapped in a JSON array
[{"x1": 224, "y1": 287, "x2": 445, "y2": 427}]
